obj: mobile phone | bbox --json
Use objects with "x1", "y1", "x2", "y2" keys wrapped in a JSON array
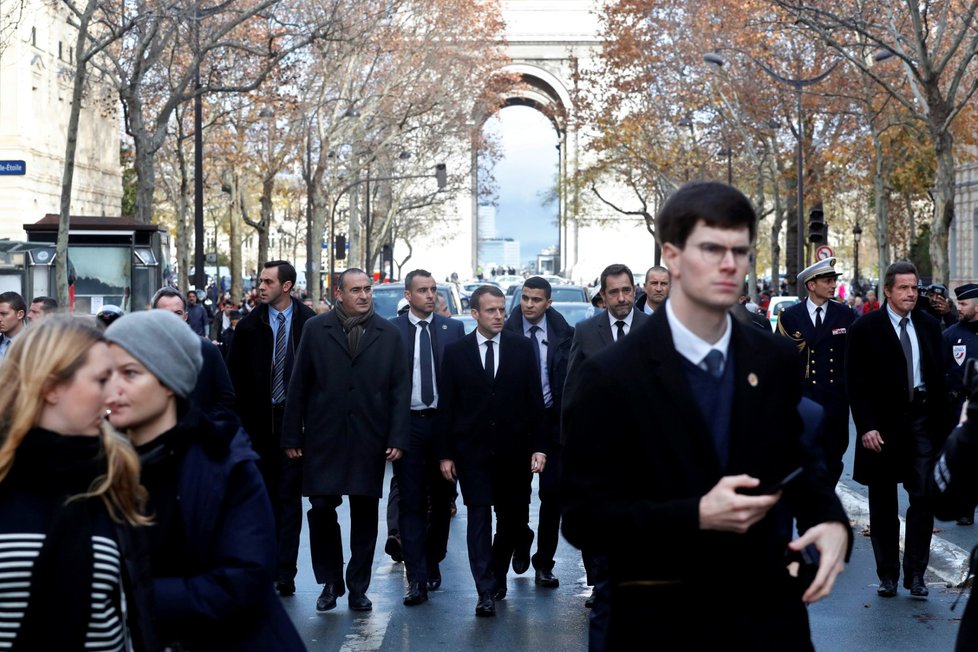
[{"x1": 737, "y1": 467, "x2": 803, "y2": 496}]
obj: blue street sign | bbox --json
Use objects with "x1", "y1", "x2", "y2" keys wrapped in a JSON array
[{"x1": 0, "y1": 161, "x2": 25, "y2": 175}]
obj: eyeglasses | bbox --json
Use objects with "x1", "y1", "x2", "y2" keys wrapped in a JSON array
[{"x1": 690, "y1": 242, "x2": 753, "y2": 265}]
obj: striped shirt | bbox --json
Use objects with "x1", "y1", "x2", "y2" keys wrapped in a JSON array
[{"x1": 0, "y1": 533, "x2": 127, "y2": 651}]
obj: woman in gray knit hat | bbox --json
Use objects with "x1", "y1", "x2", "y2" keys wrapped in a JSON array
[{"x1": 104, "y1": 309, "x2": 305, "y2": 651}]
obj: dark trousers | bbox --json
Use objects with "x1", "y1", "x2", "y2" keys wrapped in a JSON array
[
  {"x1": 256, "y1": 406, "x2": 303, "y2": 581},
  {"x1": 392, "y1": 412, "x2": 454, "y2": 583},
  {"x1": 823, "y1": 408, "x2": 851, "y2": 485},
  {"x1": 307, "y1": 495, "x2": 379, "y2": 596},
  {"x1": 583, "y1": 551, "x2": 610, "y2": 652},
  {"x1": 867, "y1": 411, "x2": 935, "y2": 582},
  {"x1": 386, "y1": 474, "x2": 399, "y2": 537},
  {"x1": 466, "y1": 490, "x2": 530, "y2": 595},
  {"x1": 532, "y1": 409, "x2": 561, "y2": 572}
]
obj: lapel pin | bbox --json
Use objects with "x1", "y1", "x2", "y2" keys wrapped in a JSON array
[
  {"x1": 442, "y1": 324, "x2": 447, "y2": 330},
  {"x1": 747, "y1": 373, "x2": 759, "y2": 387}
]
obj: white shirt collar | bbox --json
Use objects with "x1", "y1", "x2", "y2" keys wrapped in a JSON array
[
  {"x1": 607, "y1": 308, "x2": 634, "y2": 329},
  {"x1": 408, "y1": 310, "x2": 433, "y2": 326},
  {"x1": 522, "y1": 315, "x2": 547, "y2": 336},
  {"x1": 665, "y1": 300, "x2": 732, "y2": 367},
  {"x1": 476, "y1": 330, "x2": 500, "y2": 346}
]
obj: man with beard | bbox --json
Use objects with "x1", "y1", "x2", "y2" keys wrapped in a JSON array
[
  {"x1": 283, "y1": 268, "x2": 410, "y2": 612},
  {"x1": 941, "y1": 283, "x2": 978, "y2": 524}
]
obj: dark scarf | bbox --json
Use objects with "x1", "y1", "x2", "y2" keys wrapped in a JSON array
[
  {"x1": 334, "y1": 301, "x2": 375, "y2": 356},
  {"x1": 9, "y1": 429, "x2": 106, "y2": 651}
]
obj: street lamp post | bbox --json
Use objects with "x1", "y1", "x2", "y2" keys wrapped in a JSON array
[
  {"x1": 704, "y1": 52, "x2": 838, "y2": 298},
  {"x1": 852, "y1": 223, "x2": 863, "y2": 295}
]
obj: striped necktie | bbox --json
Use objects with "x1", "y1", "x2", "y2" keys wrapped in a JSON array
[{"x1": 271, "y1": 313, "x2": 287, "y2": 404}]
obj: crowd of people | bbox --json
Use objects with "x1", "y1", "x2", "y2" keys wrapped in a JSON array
[{"x1": 3, "y1": 180, "x2": 978, "y2": 649}]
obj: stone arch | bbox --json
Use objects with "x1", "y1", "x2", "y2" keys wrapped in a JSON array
[{"x1": 474, "y1": 63, "x2": 574, "y2": 275}]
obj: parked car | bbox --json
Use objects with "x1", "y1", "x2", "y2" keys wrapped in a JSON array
[
  {"x1": 550, "y1": 301, "x2": 594, "y2": 325},
  {"x1": 371, "y1": 282, "x2": 464, "y2": 318},
  {"x1": 492, "y1": 275, "x2": 524, "y2": 292},
  {"x1": 507, "y1": 284, "x2": 590, "y2": 314},
  {"x1": 766, "y1": 296, "x2": 800, "y2": 332}
]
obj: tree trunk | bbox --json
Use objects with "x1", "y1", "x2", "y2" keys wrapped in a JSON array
[
  {"x1": 872, "y1": 132, "x2": 890, "y2": 285},
  {"x1": 257, "y1": 175, "x2": 273, "y2": 266},
  {"x1": 56, "y1": 0, "x2": 97, "y2": 309},
  {"x1": 133, "y1": 138, "x2": 157, "y2": 224},
  {"x1": 930, "y1": 127, "x2": 955, "y2": 284},
  {"x1": 228, "y1": 174, "x2": 243, "y2": 303},
  {"x1": 309, "y1": 177, "x2": 327, "y2": 304}
]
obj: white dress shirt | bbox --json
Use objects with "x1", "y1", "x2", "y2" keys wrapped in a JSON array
[
  {"x1": 523, "y1": 316, "x2": 552, "y2": 407},
  {"x1": 609, "y1": 308, "x2": 636, "y2": 341},
  {"x1": 886, "y1": 304, "x2": 923, "y2": 389},
  {"x1": 476, "y1": 330, "x2": 500, "y2": 377},
  {"x1": 665, "y1": 300, "x2": 732, "y2": 374},
  {"x1": 408, "y1": 311, "x2": 439, "y2": 409}
]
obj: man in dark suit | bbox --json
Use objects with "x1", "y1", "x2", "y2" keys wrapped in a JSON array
[
  {"x1": 847, "y1": 260, "x2": 949, "y2": 598},
  {"x1": 564, "y1": 263, "x2": 650, "y2": 403},
  {"x1": 777, "y1": 257, "x2": 857, "y2": 483},
  {"x1": 438, "y1": 285, "x2": 546, "y2": 617},
  {"x1": 562, "y1": 263, "x2": 650, "y2": 649},
  {"x1": 503, "y1": 276, "x2": 574, "y2": 589},
  {"x1": 226, "y1": 260, "x2": 316, "y2": 595},
  {"x1": 283, "y1": 268, "x2": 410, "y2": 613},
  {"x1": 562, "y1": 182, "x2": 851, "y2": 648},
  {"x1": 392, "y1": 269, "x2": 465, "y2": 606}
]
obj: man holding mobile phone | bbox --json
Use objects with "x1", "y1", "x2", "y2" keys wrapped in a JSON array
[{"x1": 561, "y1": 182, "x2": 851, "y2": 649}]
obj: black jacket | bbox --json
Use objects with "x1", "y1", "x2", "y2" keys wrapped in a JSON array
[
  {"x1": 226, "y1": 298, "x2": 316, "y2": 457},
  {"x1": 504, "y1": 305, "x2": 574, "y2": 413}
]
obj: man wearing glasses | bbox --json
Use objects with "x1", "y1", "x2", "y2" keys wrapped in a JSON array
[
  {"x1": 561, "y1": 181, "x2": 851, "y2": 649},
  {"x1": 283, "y1": 268, "x2": 410, "y2": 613}
]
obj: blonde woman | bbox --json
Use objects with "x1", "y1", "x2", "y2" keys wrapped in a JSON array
[{"x1": 0, "y1": 317, "x2": 150, "y2": 651}]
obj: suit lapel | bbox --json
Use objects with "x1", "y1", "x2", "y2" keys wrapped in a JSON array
[
  {"x1": 727, "y1": 321, "x2": 769, "y2": 470},
  {"x1": 324, "y1": 313, "x2": 351, "y2": 358},
  {"x1": 597, "y1": 312, "x2": 614, "y2": 347},
  {"x1": 357, "y1": 320, "x2": 382, "y2": 356}
]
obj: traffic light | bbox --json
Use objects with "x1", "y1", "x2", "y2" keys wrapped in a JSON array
[
  {"x1": 381, "y1": 244, "x2": 393, "y2": 266},
  {"x1": 808, "y1": 204, "x2": 826, "y2": 244},
  {"x1": 334, "y1": 234, "x2": 346, "y2": 260}
]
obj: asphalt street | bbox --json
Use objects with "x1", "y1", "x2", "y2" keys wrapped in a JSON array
[{"x1": 281, "y1": 420, "x2": 972, "y2": 650}]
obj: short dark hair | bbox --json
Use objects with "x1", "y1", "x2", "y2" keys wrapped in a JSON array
[
  {"x1": 30, "y1": 296, "x2": 57, "y2": 313},
  {"x1": 337, "y1": 268, "x2": 368, "y2": 291},
  {"x1": 645, "y1": 266, "x2": 670, "y2": 281},
  {"x1": 470, "y1": 285, "x2": 504, "y2": 311},
  {"x1": 599, "y1": 264, "x2": 634, "y2": 293},
  {"x1": 404, "y1": 269, "x2": 433, "y2": 291},
  {"x1": 263, "y1": 260, "x2": 297, "y2": 289},
  {"x1": 522, "y1": 276, "x2": 552, "y2": 299},
  {"x1": 151, "y1": 287, "x2": 187, "y2": 311},
  {"x1": 655, "y1": 181, "x2": 757, "y2": 248},
  {"x1": 883, "y1": 261, "x2": 918, "y2": 291},
  {"x1": 0, "y1": 292, "x2": 25, "y2": 313}
]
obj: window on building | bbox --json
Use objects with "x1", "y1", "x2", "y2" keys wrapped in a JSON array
[
  {"x1": 31, "y1": 27, "x2": 36, "y2": 46},
  {"x1": 58, "y1": 41, "x2": 62, "y2": 60},
  {"x1": 68, "y1": 47, "x2": 73, "y2": 64}
]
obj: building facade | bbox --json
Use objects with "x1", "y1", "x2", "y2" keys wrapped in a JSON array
[{"x1": 0, "y1": 0, "x2": 121, "y2": 242}]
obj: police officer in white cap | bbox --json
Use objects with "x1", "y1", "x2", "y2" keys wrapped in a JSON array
[{"x1": 777, "y1": 257, "x2": 857, "y2": 483}]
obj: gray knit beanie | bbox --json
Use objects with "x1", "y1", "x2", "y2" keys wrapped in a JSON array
[{"x1": 104, "y1": 309, "x2": 203, "y2": 398}]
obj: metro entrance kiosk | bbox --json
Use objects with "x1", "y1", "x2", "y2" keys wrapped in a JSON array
[{"x1": 0, "y1": 215, "x2": 171, "y2": 313}]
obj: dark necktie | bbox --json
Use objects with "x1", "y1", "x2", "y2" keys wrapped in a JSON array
[
  {"x1": 615, "y1": 320, "x2": 626, "y2": 341},
  {"x1": 484, "y1": 340, "x2": 495, "y2": 383},
  {"x1": 899, "y1": 317, "x2": 914, "y2": 401},
  {"x1": 814, "y1": 306, "x2": 823, "y2": 330},
  {"x1": 271, "y1": 313, "x2": 287, "y2": 404},
  {"x1": 703, "y1": 349, "x2": 724, "y2": 379},
  {"x1": 529, "y1": 325, "x2": 542, "y2": 373},
  {"x1": 418, "y1": 320, "x2": 434, "y2": 406}
]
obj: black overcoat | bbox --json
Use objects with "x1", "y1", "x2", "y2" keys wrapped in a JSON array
[{"x1": 281, "y1": 310, "x2": 411, "y2": 498}]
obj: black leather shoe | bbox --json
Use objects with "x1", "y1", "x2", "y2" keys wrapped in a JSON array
[
  {"x1": 492, "y1": 586, "x2": 507, "y2": 601},
  {"x1": 426, "y1": 564, "x2": 442, "y2": 591},
  {"x1": 906, "y1": 575, "x2": 929, "y2": 597},
  {"x1": 584, "y1": 593, "x2": 596, "y2": 609},
  {"x1": 385, "y1": 535, "x2": 403, "y2": 563},
  {"x1": 276, "y1": 579, "x2": 296, "y2": 597},
  {"x1": 475, "y1": 592, "x2": 495, "y2": 617},
  {"x1": 877, "y1": 578, "x2": 897, "y2": 598},
  {"x1": 349, "y1": 593, "x2": 373, "y2": 611},
  {"x1": 534, "y1": 569, "x2": 559, "y2": 588},
  {"x1": 403, "y1": 581, "x2": 428, "y2": 606},
  {"x1": 316, "y1": 584, "x2": 342, "y2": 612},
  {"x1": 512, "y1": 532, "x2": 533, "y2": 575}
]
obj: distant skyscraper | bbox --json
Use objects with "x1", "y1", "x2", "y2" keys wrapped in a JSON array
[
  {"x1": 477, "y1": 205, "x2": 496, "y2": 240},
  {"x1": 479, "y1": 238, "x2": 521, "y2": 270}
]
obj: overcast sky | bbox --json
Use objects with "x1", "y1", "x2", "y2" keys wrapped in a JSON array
[{"x1": 482, "y1": 106, "x2": 560, "y2": 266}]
